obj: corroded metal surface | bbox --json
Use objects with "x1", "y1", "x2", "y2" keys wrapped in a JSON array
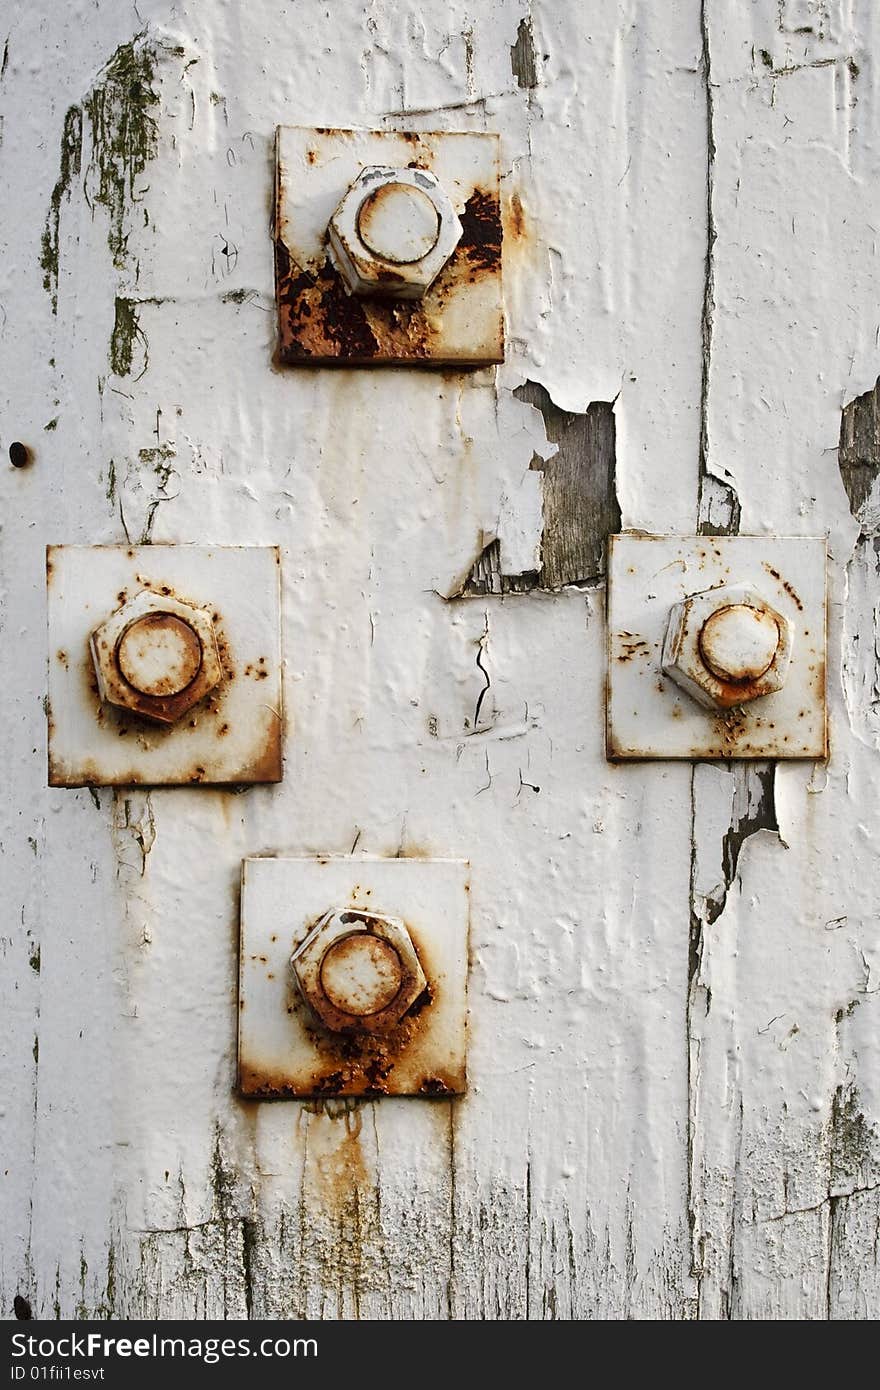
[
  {"x1": 275, "y1": 128, "x2": 503, "y2": 366},
  {"x1": 238, "y1": 858, "x2": 468, "y2": 1098},
  {"x1": 607, "y1": 535, "x2": 827, "y2": 759},
  {"x1": 291, "y1": 908, "x2": 427, "y2": 1034},
  {"x1": 47, "y1": 546, "x2": 283, "y2": 786}
]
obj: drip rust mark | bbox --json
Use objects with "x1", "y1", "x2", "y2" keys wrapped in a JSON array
[{"x1": 457, "y1": 189, "x2": 502, "y2": 274}]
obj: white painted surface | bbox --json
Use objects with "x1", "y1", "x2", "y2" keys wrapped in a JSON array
[
  {"x1": 698, "y1": 605, "x2": 781, "y2": 684},
  {"x1": 0, "y1": 0, "x2": 878, "y2": 1321}
]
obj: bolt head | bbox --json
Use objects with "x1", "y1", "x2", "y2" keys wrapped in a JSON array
[
  {"x1": 90, "y1": 589, "x2": 223, "y2": 725},
  {"x1": 327, "y1": 166, "x2": 462, "y2": 300},
  {"x1": 291, "y1": 909, "x2": 428, "y2": 1035},
  {"x1": 662, "y1": 583, "x2": 794, "y2": 710}
]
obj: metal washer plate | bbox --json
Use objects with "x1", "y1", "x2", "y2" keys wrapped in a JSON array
[
  {"x1": 238, "y1": 857, "x2": 469, "y2": 1098},
  {"x1": 606, "y1": 534, "x2": 827, "y2": 760},
  {"x1": 47, "y1": 545, "x2": 283, "y2": 786},
  {"x1": 275, "y1": 127, "x2": 503, "y2": 367}
]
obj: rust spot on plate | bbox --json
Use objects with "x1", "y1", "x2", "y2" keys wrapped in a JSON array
[
  {"x1": 763, "y1": 562, "x2": 804, "y2": 611},
  {"x1": 458, "y1": 188, "x2": 502, "y2": 274},
  {"x1": 242, "y1": 935, "x2": 459, "y2": 1099},
  {"x1": 418, "y1": 1076, "x2": 457, "y2": 1097},
  {"x1": 617, "y1": 636, "x2": 651, "y2": 663},
  {"x1": 239, "y1": 725, "x2": 283, "y2": 784}
]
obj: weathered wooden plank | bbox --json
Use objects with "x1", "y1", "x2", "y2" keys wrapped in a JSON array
[
  {"x1": 2, "y1": 0, "x2": 878, "y2": 1324},
  {"x1": 688, "y1": 0, "x2": 880, "y2": 1318},
  {"x1": 458, "y1": 387, "x2": 618, "y2": 594}
]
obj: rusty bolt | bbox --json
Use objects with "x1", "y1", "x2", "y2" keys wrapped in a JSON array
[
  {"x1": 327, "y1": 165, "x2": 462, "y2": 300},
  {"x1": 291, "y1": 909, "x2": 428, "y2": 1035},
  {"x1": 662, "y1": 583, "x2": 794, "y2": 711},
  {"x1": 90, "y1": 589, "x2": 223, "y2": 725}
]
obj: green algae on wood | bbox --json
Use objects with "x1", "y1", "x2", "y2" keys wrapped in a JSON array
[{"x1": 830, "y1": 1081, "x2": 879, "y2": 1191}]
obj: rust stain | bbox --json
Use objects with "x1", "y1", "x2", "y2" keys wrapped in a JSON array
[
  {"x1": 701, "y1": 674, "x2": 785, "y2": 711},
  {"x1": 763, "y1": 562, "x2": 804, "y2": 611},
  {"x1": 292, "y1": 1103, "x2": 378, "y2": 1268},
  {"x1": 458, "y1": 188, "x2": 502, "y2": 274},
  {"x1": 419, "y1": 1076, "x2": 457, "y2": 1097},
  {"x1": 241, "y1": 920, "x2": 462, "y2": 1099},
  {"x1": 504, "y1": 189, "x2": 527, "y2": 241},
  {"x1": 48, "y1": 622, "x2": 280, "y2": 788},
  {"x1": 275, "y1": 242, "x2": 380, "y2": 361},
  {"x1": 616, "y1": 636, "x2": 651, "y2": 664},
  {"x1": 238, "y1": 724, "x2": 283, "y2": 784}
]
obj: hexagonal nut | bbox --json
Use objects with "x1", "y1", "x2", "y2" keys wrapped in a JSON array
[
  {"x1": 662, "y1": 583, "x2": 794, "y2": 711},
  {"x1": 327, "y1": 165, "x2": 462, "y2": 300},
  {"x1": 291, "y1": 908, "x2": 428, "y2": 1035},
  {"x1": 90, "y1": 589, "x2": 223, "y2": 725}
]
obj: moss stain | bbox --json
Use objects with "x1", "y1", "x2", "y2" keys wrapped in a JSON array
[
  {"x1": 41, "y1": 34, "x2": 164, "y2": 320},
  {"x1": 109, "y1": 296, "x2": 142, "y2": 376},
  {"x1": 40, "y1": 105, "x2": 82, "y2": 311}
]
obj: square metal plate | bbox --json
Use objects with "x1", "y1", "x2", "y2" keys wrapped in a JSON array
[
  {"x1": 238, "y1": 857, "x2": 469, "y2": 1099},
  {"x1": 47, "y1": 545, "x2": 283, "y2": 786},
  {"x1": 275, "y1": 127, "x2": 503, "y2": 367},
  {"x1": 606, "y1": 535, "x2": 827, "y2": 760}
]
